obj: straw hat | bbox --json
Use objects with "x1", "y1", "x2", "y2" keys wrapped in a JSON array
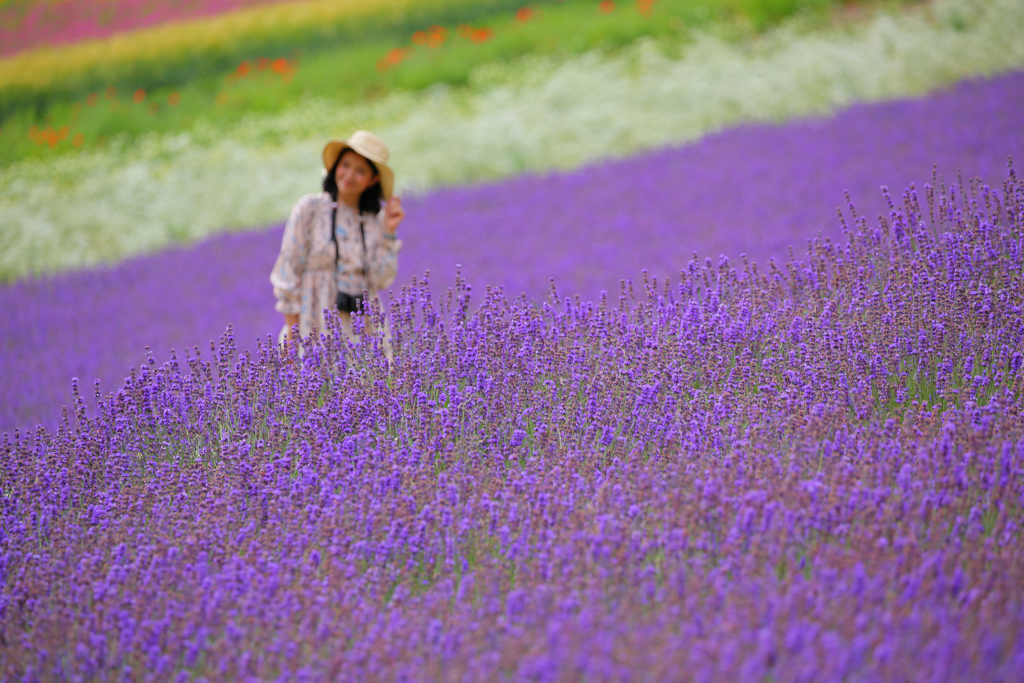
[{"x1": 322, "y1": 130, "x2": 394, "y2": 199}]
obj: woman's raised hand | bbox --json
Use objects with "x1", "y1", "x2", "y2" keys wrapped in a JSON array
[{"x1": 384, "y1": 196, "x2": 405, "y2": 235}]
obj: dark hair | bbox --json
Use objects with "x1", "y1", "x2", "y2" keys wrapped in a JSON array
[{"x1": 322, "y1": 148, "x2": 384, "y2": 215}]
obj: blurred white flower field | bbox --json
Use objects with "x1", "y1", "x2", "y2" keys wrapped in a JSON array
[{"x1": 1, "y1": 0, "x2": 1022, "y2": 281}]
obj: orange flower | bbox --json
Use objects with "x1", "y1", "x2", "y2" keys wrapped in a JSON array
[
  {"x1": 257, "y1": 57, "x2": 270, "y2": 70},
  {"x1": 516, "y1": 7, "x2": 534, "y2": 22},
  {"x1": 599, "y1": 0, "x2": 615, "y2": 13},
  {"x1": 412, "y1": 30, "x2": 428, "y2": 45},
  {"x1": 427, "y1": 25, "x2": 448, "y2": 48},
  {"x1": 471, "y1": 27, "x2": 493, "y2": 43},
  {"x1": 34, "y1": 126, "x2": 64, "y2": 147},
  {"x1": 377, "y1": 48, "x2": 409, "y2": 72},
  {"x1": 236, "y1": 61, "x2": 251, "y2": 76},
  {"x1": 168, "y1": 92, "x2": 181, "y2": 106},
  {"x1": 133, "y1": 88, "x2": 146, "y2": 103},
  {"x1": 635, "y1": 0, "x2": 654, "y2": 16},
  {"x1": 86, "y1": 93, "x2": 98, "y2": 106},
  {"x1": 270, "y1": 58, "x2": 294, "y2": 78},
  {"x1": 72, "y1": 133, "x2": 85, "y2": 147}
]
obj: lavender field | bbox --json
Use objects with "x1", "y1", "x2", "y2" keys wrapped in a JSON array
[
  {"x1": 3, "y1": 158, "x2": 1023, "y2": 680},
  {"x1": 3, "y1": 71, "x2": 1023, "y2": 434},
  {"x1": 2, "y1": 71, "x2": 1024, "y2": 680}
]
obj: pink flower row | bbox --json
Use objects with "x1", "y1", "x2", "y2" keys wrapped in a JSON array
[{"x1": 0, "y1": 0, "x2": 301, "y2": 58}]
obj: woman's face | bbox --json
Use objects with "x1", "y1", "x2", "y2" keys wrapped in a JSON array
[{"x1": 334, "y1": 150, "x2": 379, "y2": 202}]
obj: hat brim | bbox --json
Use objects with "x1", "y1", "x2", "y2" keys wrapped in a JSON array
[{"x1": 323, "y1": 140, "x2": 394, "y2": 200}]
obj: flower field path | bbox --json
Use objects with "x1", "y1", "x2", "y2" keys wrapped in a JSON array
[{"x1": 1, "y1": 69, "x2": 1023, "y2": 435}]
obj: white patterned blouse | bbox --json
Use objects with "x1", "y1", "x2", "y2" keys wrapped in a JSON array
[{"x1": 270, "y1": 192, "x2": 402, "y2": 339}]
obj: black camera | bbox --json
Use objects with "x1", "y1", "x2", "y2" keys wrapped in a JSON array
[{"x1": 335, "y1": 291, "x2": 365, "y2": 314}]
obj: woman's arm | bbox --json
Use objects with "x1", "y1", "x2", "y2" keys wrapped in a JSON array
[
  {"x1": 282, "y1": 313, "x2": 300, "y2": 341},
  {"x1": 366, "y1": 198, "x2": 404, "y2": 291},
  {"x1": 270, "y1": 196, "x2": 316, "y2": 336},
  {"x1": 384, "y1": 196, "x2": 404, "y2": 236}
]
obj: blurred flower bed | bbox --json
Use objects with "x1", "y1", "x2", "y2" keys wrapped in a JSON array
[
  {"x1": 0, "y1": 0, "x2": 557, "y2": 129},
  {"x1": 2, "y1": 156, "x2": 1022, "y2": 679},
  {"x1": 1, "y1": 0, "x2": 1021, "y2": 282},
  {"x1": 0, "y1": 0, "x2": 853, "y2": 165},
  {"x1": 2, "y1": 69, "x2": 1021, "y2": 434}
]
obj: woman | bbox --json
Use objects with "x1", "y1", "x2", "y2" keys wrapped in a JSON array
[{"x1": 271, "y1": 130, "x2": 405, "y2": 344}]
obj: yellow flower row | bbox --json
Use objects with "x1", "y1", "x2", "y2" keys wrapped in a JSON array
[{"x1": 0, "y1": 0, "x2": 424, "y2": 97}]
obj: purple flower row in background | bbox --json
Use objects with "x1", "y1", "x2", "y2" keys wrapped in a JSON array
[
  {"x1": 1, "y1": 70, "x2": 1023, "y2": 435},
  {"x1": 3, "y1": 163, "x2": 1023, "y2": 679}
]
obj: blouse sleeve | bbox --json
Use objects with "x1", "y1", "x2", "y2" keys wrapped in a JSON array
[
  {"x1": 270, "y1": 196, "x2": 317, "y2": 315},
  {"x1": 367, "y1": 212, "x2": 402, "y2": 292}
]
